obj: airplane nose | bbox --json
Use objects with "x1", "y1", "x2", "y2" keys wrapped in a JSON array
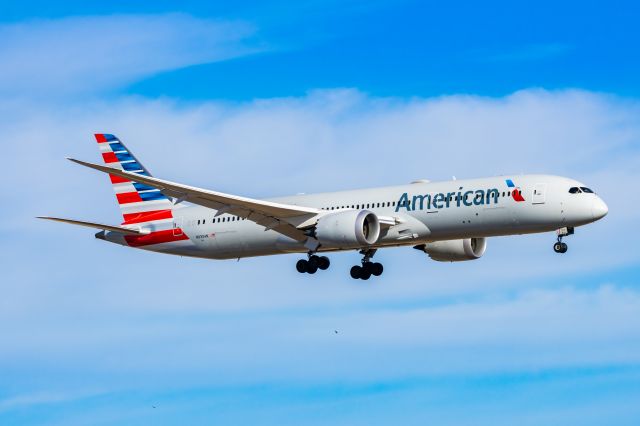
[{"x1": 592, "y1": 198, "x2": 608, "y2": 220}]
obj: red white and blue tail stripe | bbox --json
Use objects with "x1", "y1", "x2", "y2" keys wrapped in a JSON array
[{"x1": 95, "y1": 133, "x2": 176, "y2": 227}]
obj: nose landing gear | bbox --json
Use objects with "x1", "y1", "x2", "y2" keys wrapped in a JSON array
[
  {"x1": 350, "y1": 249, "x2": 383, "y2": 280},
  {"x1": 553, "y1": 227, "x2": 573, "y2": 254},
  {"x1": 296, "y1": 254, "x2": 330, "y2": 274},
  {"x1": 553, "y1": 241, "x2": 568, "y2": 253}
]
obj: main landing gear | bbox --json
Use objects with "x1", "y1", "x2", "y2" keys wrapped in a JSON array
[
  {"x1": 553, "y1": 226, "x2": 574, "y2": 254},
  {"x1": 350, "y1": 249, "x2": 383, "y2": 280},
  {"x1": 296, "y1": 254, "x2": 330, "y2": 274}
]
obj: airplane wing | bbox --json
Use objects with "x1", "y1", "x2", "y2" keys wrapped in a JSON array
[
  {"x1": 37, "y1": 216, "x2": 148, "y2": 235},
  {"x1": 67, "y1": 158, "x2": 320, "y2": 242}
]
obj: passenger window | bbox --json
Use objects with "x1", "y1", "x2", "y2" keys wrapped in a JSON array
[{"x1": 580, "y1": 187, "x2": 594, "y2": 193}]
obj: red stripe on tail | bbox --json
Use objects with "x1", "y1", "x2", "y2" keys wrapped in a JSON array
[
  {"x1": 116, "y1": 192, "x2": 142, "y2": 204},
  {"x1": 122, "y1": 209, "x2": 173, "y2": 225},
  {"x1": 102, "y1": 152, "x2": 118, "y2": 163},
  {"x1": 95, "y1": 134, "x2": 107, "y2": 143},
  {"x1": 109, "y1": 174, "x2": 130, "y2": 184}
]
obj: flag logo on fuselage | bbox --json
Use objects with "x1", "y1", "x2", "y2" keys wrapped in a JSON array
[{"x1": 506, "y1": 179, "x2": 525, "y2": 202}]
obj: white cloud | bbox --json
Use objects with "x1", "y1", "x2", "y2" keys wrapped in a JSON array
[
  {"x1": 0, "y1": 14, "x2": 259, "y2": 96},
  {"x1": 1, "y1": 87, "x2": 639, "y2": 397},
  {"x1": 1, "y1": 284, "x2": 638, "y2": 384}
]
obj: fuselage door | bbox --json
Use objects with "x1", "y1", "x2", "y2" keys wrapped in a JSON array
[
  {"x1": 532, "y1": 183, "x2": 547, "y2": 204},
  {"x1": 173, "y1": 217, "x2": 183, "y2": 236}
]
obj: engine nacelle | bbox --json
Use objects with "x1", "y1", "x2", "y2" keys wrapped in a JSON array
[
  {"x1": 420, "y1": 238, "x2": 487, "y2": 262},
  {"x1": 315, "y1": 210, "x2": 380, "y2": 248}
]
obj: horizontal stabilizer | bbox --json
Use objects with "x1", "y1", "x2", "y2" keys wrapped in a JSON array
[{"x1": 37, "y1": 216, "x2": 148, "y2": 235}]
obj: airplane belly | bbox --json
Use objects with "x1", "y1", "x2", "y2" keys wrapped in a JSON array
[
  {"x1": 214, "y1": 226, "x2": 288, "y2": 259},
  {"x1": 213, "y1": 230, "x2": 246, "y2": 255}
]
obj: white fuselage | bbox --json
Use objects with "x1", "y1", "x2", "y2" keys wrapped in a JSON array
[{"x1": 103, "y1": 174, "x2": 608, "y2": 259}]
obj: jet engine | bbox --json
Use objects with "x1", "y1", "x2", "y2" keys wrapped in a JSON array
[
  {"x1": 417, "y1": 237, "x2": 487, "y2": 262},
  {"x1": 314, "y1": 210, "x2": 380, "y2": 248}
]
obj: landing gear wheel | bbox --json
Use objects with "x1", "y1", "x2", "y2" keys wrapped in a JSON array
[
  {"x1": 370, "y1": 262, "x2": 383, "y2": 276},
  {"x1": 350, "y1": 265, "x2": 362, "y2": 279},
  {"x1": 351, "y1": 249, "x2": 384, "y2": 280},
  {"x1": 308, "y1": 256, "x2": 320, "y2": 269},
  {"x1": 296, "y1": 259, "x2": 308, "y2": 273},
  {"x1": 554, "y1": 227, "x2": 573, "y2": 254},
  {"x1": 307, "y1": 263, "x2": 318, "y2": 274},
  {"x1": 298, "y1": 255, "x2": 329, "y2": 275},
  {"x1": 317, "y1": 256, "x2": 330, "y2": 270}
]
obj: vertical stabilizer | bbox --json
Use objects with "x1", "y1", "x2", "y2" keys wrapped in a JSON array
[{"x1": 94, "y1": 133, "x2": 175, "y2": 224}]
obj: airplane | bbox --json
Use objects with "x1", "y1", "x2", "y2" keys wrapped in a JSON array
[{"x1": 39, "y1": 134, "x2": 609, "y2": 280}]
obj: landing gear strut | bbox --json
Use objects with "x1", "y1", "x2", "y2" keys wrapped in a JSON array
[
  {"x1": 553, "y1": 227, "x2": 573, "y2": 254},
  {"x1": 296, "y1": 253, "x2": 330, "y2": 274},
  {"x1": 350, "y1": 249, "x2": 384, "y2": 280}
]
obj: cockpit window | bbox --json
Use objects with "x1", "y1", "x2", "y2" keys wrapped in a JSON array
[
  {"x1": 580, "y1": 187, "x2": 594, "y2": 193},
  {"x1": 569, "y1": 187, "x2": 581, "y2": 194}
]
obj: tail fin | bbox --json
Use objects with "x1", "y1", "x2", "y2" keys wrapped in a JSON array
[{"x1": 94, "y1": 133, "x2": 174, "y2": 224}]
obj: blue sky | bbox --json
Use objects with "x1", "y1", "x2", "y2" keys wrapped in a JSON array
[{"x1": 1, "y1": 1, "x2": 640, "y2": 425}]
